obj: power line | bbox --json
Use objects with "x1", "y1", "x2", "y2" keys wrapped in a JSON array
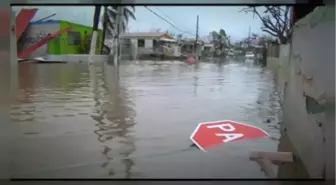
[
  {"x1": 144, "y1": 6, "x2": 195, "y2": 36},
  {"x1": 153, "y1": 7, "x2": 175, "y2": 25},
  {"x1": 153, "y1": 7, "x2": 195, "y2": 35}
]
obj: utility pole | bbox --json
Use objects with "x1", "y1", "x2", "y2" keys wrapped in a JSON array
[{"x1": 195, "y1": 15, "x2": 199, "y2": 59}]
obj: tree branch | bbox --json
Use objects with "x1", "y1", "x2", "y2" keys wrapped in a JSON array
[
  {"x1": 240, "y1": 6, "x2": 291, "y2": 44},
  {"x1": 261, "y1": 28, "x2": 278, "y2": 37}
]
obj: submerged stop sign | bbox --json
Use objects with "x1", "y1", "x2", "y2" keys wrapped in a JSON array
[{"x1": 190, "y1": 120, "x2": 269, "y2": 151}]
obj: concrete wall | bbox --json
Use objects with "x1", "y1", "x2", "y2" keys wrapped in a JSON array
[
  {"x1": 267, "y1": 44, "x2": 291, "y2": 104},
  {"x1": 267, "y1": 44, "x2": 280, "y2": 58},
  {"x1": 268, "y1": 6, "x2": 335, "y2": 178}
]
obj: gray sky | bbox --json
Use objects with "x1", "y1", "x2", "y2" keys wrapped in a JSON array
[{"x1": 13, "y1": 6, "x2": 265, "y2": 41}]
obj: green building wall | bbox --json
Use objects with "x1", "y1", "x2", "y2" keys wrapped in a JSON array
[{"x1": 47, "y1": 20, "x2": 103, "y2": 55}]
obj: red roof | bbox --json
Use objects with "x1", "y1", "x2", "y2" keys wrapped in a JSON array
[{"x1": 120, "y1": 32, "x2": 168, "y2": 38}]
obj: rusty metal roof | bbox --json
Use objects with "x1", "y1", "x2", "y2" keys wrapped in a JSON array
[{"x1": 120, "y1": 32, "x2": 167, "y2": 38}]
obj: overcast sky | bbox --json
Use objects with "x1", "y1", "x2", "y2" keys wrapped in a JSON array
[{"x1": 13, "y1": 6, "x2": 265, "y2": 42}]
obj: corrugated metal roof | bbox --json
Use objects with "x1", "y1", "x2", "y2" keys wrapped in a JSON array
[{"x1": 120, "y1": 32, "x2": 167, "y2": 38}]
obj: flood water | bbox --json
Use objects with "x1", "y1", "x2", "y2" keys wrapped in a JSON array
[{"x1": 10, "y1": 59, "x2": 283, "y2": 178}]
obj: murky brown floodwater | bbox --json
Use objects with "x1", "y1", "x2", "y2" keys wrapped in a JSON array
[{"x1": 10, "y1": 59, "x2": 283, "y2": 178}]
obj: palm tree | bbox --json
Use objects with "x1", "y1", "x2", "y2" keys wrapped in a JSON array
[
  {"x1": 90, "y1": 6, "x2": 135, "y2": 59},
  {"x1": 210, "y1": 29, "x2": 229, "y2": 56},
  {"x1": 101, "y1": 6, "x2": 136, "y2": 62},
  {"x1": 213, "y1": 29, "x2": 229, "y2": 50}
]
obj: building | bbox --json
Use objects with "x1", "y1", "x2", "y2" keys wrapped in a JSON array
[
  {"x1": 119, "y1": 32, "x2": 177, "y2": 58},
  {"x1": 18, "y1": 20, "x2": 103, "y2": 58},
  {"x1": 202, "y1": 43, "x2": 215, "y2": 56},
  {"x1": 180, "y1": 39, "x2": 203, "y2": 55}
]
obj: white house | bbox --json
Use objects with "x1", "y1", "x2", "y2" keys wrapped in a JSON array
[{"x1": 120, "y1": 32, "x2": 177, "y2": 58}]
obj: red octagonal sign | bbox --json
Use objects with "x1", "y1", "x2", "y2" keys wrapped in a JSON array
[{"x1": 190, "y1": 120, "x2": 269, "y2": 152}]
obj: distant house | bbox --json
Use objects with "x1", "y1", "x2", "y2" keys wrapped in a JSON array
[
  {"x1": 203, "y1": 43, "x2": 215, "y2": 52},
  {"x1": 180, "y1": 39, "x2": 204, "y2": 55},
  {"x1": 120, "y1": 32, "x2": 177, "y2": 56},
  {"x1": 19, "y1": 20, "x2": 103, "y2": 58}
]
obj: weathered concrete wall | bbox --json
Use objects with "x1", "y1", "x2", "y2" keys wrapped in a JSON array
[
  {"x1": 266, "y1": 57, "x2": 279, "y2": 73},
  {"x1": 276, "y1": 7, "x2": 334, "y2": 178},
  {"x1": 267, "y1": 44, "x2": 291, "y2": 104}
]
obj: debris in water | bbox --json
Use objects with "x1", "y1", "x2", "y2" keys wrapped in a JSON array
[{"x1": 190, "y1": 120, "x2": 269, "y2": 152}]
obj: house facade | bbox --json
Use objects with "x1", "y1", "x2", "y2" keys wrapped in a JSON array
[
  {"x1": 180, "y1": 39, "x2": 204, "y2": 58},
  {"x1": 120, "y1": 32, "x2": 177, "y2": 58},
  {"x1": 19, "y1": 20, "x2": 103, "y2": 58}
]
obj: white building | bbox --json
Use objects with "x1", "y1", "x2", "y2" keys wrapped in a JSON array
[{"x1": 119, "y1": 32, "x2": 178, "y2": 59}]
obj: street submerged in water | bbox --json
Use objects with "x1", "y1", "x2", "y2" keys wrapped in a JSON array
[{"x1": 10, "y1": 59, "x2": 282, "y2": 178}]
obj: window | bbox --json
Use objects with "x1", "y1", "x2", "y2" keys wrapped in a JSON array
[
  {"x1": 138, "y1": 39, "x2": 145, "y2": 47},
  {"x1": 68, "y1": 31, "x2": 81, "y2": 45}
]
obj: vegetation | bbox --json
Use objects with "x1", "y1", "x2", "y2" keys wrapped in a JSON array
[
  {"x1": 240, "y1": 6, "x2": 292, "y2": 44},
  {"x1": 103, "y1": 6, "x2": 136, "y2": 37},
  {"x1": 91, "y1": 6, "x2": 136, "y2": 54},
  {"x1": 210, "y1": 29, "x2": 230, "y2": 51}
]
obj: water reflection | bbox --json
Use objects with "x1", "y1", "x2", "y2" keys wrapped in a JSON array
[
  {"x1": 18, "y1": 63, "x2": 37, "y2": 103},
  {"x1": 193, "y1": 75, "x2": 198, "y2": 97},
  {"x1": 90, "y1": 63, "x2": 137, "y2": 177}
]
